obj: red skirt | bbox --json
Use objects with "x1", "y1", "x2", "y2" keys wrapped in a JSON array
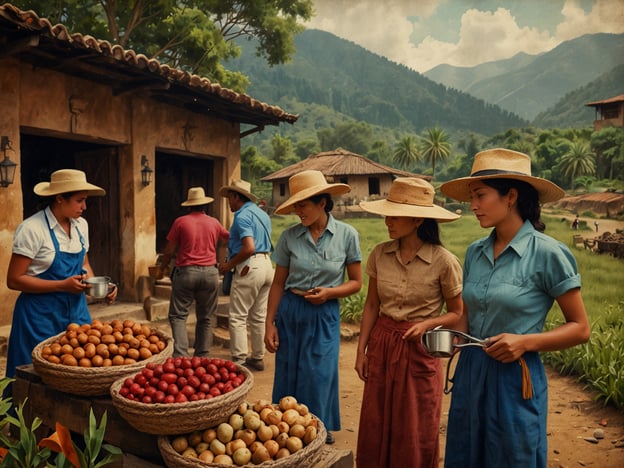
[{"x1": 356, "y1": 315, "x2": 443, "y2": 468}]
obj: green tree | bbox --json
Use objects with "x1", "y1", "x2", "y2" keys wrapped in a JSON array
[
  {"x1": 393, "y1": 136, "x2": 420, "y2": 171},
  {"x1": 270, "y1": 134, "x2": 297, "y2": 166},
  {"x1": 317, "y1": 121, "x2": 373, "y2": 155},
  {"x1": 11, "y1": 0, "x2": 313, "y2": 92},
  {"x1": 420, "y1": 127, "x2": 451, "y2": 180},
  {"x1": 556, "y1": 141, "x2": 596, "y2": 188},
  {"x1": 591, "y1": 127, "x2": 624, "y2": 180}
]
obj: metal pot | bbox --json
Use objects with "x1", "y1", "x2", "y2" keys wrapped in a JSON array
[
  {"x1": 84, "y1": 276, "x2": 112, "y2": 299},
  {"x1": 421, "y1": 328, "x2": 486, "y2": 358}
]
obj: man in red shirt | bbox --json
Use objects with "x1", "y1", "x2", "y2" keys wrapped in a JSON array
[{"x1": 159, "y1": 187, "x2": 229, "y2": 357}]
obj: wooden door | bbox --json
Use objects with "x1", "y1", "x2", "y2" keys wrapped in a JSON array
[{"x1": 75, "y1": 148, "x2": 121, "y2": 285}]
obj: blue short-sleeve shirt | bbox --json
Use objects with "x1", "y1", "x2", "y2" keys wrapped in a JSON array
[
  {"x1": 227, "y1": 202, "x2": 272, "y2": 258},
  {"x1": 463, "y1": 220, "x2": 581, "y2": 339},
  {"x1": 271, "y1": 214, "x2": 362, "y2": 291}
]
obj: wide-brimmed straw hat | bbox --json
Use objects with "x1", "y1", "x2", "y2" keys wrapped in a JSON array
[
  {"x1": 34, "y1": 169, "x2": 105, "y2": 197},
  {"x1": 359, "y1": 177, "x2": 459, "y2": 222},
  {"x1": 440, "y1": 148, "x2": 565, "y2": 203},
  {"x1": 275, "y1": 170, "x2": 351, "y2": 215},
  {"x1": 218, "y1": 179, "x2": 258, "y2": 202},
  {"x1": 181, "y1": 187, "x2": 214, "y2": 207}
]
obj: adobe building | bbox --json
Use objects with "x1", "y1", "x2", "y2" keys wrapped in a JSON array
[
  {"x1": 585, "y1": 94, "x2": 624, "y2": 131},
  {"x1": 261, "y1": 148, "x2": 430, "y2": 210},
  {"x1": 0, "y1": 4, "x2": 297, "y2": 326}
]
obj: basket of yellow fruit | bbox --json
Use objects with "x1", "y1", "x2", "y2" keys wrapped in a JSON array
[
  {"x1": 31, "y1": 319, "x2": 172, "y2": 396},
  {"x1": 157, "y1": 396, "x2": 326, "y2": 467}
]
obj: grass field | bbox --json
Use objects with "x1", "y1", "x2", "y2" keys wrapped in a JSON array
[{"x1": 271, "y1": 212, "x2": 624, "y2": 409}]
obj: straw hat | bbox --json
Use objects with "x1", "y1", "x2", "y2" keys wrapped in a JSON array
[
  {"x1": 34, "y1": 169, "x2": 105, "y2": 197},
  {"x1": 275, "y1": 170, "x2": 351, "y2": 215},
  {"x1": 218, "y1": 179, "x2": 258, "y2": 202},
  {"x1": 359, "y1": 178, "x2": 459, "y2": 222},
  {"x1": 440, "y1": 148, "x2": 565, "y2": 203},
  {"x1": 181, "y1": 187, "x2": 214, "y2": 206}
]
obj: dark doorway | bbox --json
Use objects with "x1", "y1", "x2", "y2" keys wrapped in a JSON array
[
  {"x1": 368, "y1": 177, "x2": 380, "y2": 196},
  {"x1": 20, "y1": 134, "x2": 121, "y2": 285},
  {"x1": 155, "y1": 152, "x2": 216, "y2": 253}
]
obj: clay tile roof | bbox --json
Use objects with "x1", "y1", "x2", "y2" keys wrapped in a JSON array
[
  {"x1": 585, "y1": 94, "x2": 624, "y2": 107},
  {"x1": 0, "y1": 3, "x2": 298, "y2": 128},
  {"x1": 261, "y1": 148, "x2": 431, "y2": 181}
]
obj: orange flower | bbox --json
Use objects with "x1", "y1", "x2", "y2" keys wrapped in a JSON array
[{"x1": 38, "y1": 422, "x2": 80, "y2": 468}]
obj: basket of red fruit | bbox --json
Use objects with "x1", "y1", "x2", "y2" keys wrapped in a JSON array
[{"x1": 110, "y1": 356, "x2": 253, "y2": 435}]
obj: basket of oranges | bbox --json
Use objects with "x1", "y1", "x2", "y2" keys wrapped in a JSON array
[
  {"x1": 110, "y1": 357, "x2": 253, "y2": 435},
  {"x1": 31, "y1": 319, "x2": 173, "y2": 396}
]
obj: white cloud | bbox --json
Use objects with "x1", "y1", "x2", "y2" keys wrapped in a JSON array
[
  {"x1": 556, "y1": 0, "x2": 624, "y2": 40},
  {"x1": 305, "y1": 0, "x2": 624, "y2": 73}
]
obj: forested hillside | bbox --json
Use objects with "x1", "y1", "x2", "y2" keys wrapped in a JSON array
[
  {"x1": 227, "y1": 29, "x2": 526, "y2": 137},
  {"x1": 532, "y1": 65, "x2": 624, "y2": 129}
]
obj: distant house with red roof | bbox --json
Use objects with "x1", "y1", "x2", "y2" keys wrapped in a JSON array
[{"x1": 585, "y1": 95, "x2": 624, "y2": 131}]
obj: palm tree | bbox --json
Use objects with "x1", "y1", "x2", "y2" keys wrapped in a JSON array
[
  {"x1": 393, "y1": 136, "x2": 420, "y2": 170},
  {"x1": 421, "y1": 127, "x2": 451, "y2": 179},
  {"x1": 557, "y1": 141, "x2": 595, "y2": 189}
]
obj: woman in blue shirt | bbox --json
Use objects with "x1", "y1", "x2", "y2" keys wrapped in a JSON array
[
  {"x1": 265, "y1": 170, "x2": 363, "y2": 445},
  {"x1": 440, "y1": 148, "x2": 590, "y2": 468}
]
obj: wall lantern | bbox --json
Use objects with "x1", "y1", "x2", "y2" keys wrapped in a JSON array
[
  {"x1": 140, "y1": 154, "x2": 153, "y2": 187},
  {"x1": 0, "y1": 136, "x2": 17, "y2": 188}
]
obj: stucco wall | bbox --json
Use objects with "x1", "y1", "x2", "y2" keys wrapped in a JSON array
[{"x1": 0, "y1": 60, "x2": 240, "y2": 326}]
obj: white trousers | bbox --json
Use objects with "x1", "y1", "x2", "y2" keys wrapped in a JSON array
[{"x1": 228, "y1": 253, "x2": 274, "y2": 362}]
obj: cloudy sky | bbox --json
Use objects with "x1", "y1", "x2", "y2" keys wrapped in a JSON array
[{"x1": 305, "y1": 0, "x2": 624, "y2": 72}]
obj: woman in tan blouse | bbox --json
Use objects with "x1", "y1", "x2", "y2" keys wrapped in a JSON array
[{"x1": 355, "y1": 177, "x2": 463, "y2": 468}]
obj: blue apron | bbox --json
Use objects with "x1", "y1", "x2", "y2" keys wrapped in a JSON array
[{"x1": 6, "y1": 212, "x2": 92, "y2": 378}]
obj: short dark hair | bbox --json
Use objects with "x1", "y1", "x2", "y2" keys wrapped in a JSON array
[
  {"x1": 309, "y1": 193, "x2": 334, "y2": 212},
  {"x1": 483, "y1": 178, "x2": 545, "y2": 232}
]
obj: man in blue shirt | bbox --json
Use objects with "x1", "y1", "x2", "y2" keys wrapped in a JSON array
[{"x1": 219, "y1": 180, "x2": 273, "y2": 371}]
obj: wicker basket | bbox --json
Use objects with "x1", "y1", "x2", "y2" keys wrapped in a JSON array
[
  {"x1": 110, "y1": 365, "x2": 253, "y2": 435},
  {"x1": 31, "y1": 329, "x2": 173, "y2": 397},
  {"x1": 157, "y1": 417, "x2": 326, "y2": 468}
]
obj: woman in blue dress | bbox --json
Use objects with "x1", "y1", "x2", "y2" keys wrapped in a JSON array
[
  {"x1": 264, "y1": 170, "x2": 362, "y2": 445},
  {"x1": 6, "y1": 169, "x2": 116, "y2": 380},
  {"x1": 440, "y1": 149, "x2": 590, "y2": 468}
]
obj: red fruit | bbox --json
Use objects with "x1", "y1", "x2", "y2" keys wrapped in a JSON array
[
  {"x1": 180, "y1": 358, "x2": 193, "y2": 369},
  {"x1": 212, "y1": 358, "x2": 224, "y2": 368},
  {"x1": 141, "y1": 395, "x2": 153, "y2": 404},
  {"x1": 177, "y1": 377, "x2": 188, "y2": 388},
  {"x1": 181, "y1": 385, "x2": 195, "y2": 397},
  {"x1": 130, "y1": 383, "x2": 142, "y2": 395},
  {"x1": 134, "y1": 374, "x2": 147, "y2": 387},
  {"x1": 141, "y1": 368, "x2": 154, "y2": 380},
  {"x1": 212, "y1": 372, "x2": 222, "y2": 383},
  {"x1": 201, "y1": 374, "x2": 216, "y2": 386},
  {"x1": 154, "y1": 391, "x2": 166, "y2": 403},
  {"x1": 204, "y1": 393, "x2": 213, "y2": 400},
  {"x1": 164, "y1": 394, "x2": 175, "y2": 404},
  {"x1": 144, "y1": 386, "x2": 157, "y2": 398},
  {"x1": 124, "y1": 378, "x2": 134, "y2": 388},
  {"x1": 189, "y1": 394, "x2": 199, "y2": 401},
  {"x1": 188, "y1": 376, "x2": 201, "y2": 388},
  {"x1": 119, "y1": 386, "x2": 129, "y2": 397},
  {"x1": 153, "y1": 364, "x2": 164, "y2": 378},
  {"x1": 173, "y1": 357, "x2": 182, "y2": 368},
  {"x1": 194, "y1": 367, "x2": 206, "y2": 378},
  {"x1": 223, "y1": 382, "x2": 233, "y2": 393},
  {"x1": 209, "y1": 387, "x2": 221, "y2": 397},
  {"x1": 231, "y1": 379, "x2": 241, "y2": 388},
  {"x1": 157, "y1": 380, "x2": 169, "y2": 392},
  {"x1": 215, "y1": 382, "x2": 225, "y2": 391},
  {"x1": 206, "y1": 364, "x2": 218, "y2": 374},
  {"x1": 224, "y1": 361, "x2": 237, "y2": 372},
  {"x1": 175, "y1": 368, "x2": 185, "y2": 376},
  {"x1": 183, "y1": 368, "x2": 195, "y2": 378},
  {"x1": 228, "y1": 372, "x2": 239, "y2": 381},
  {"x1": 161, "y1": 373, "x2": 178, "y2": 385},
  {"x1": 175, "y1": 393, "x2": 188, "y2": 403},
  {"x1": 149, "y1": 377, "x2": 160, "y2": 387},
  {"x1": 163, "y1": 361, "x2": 176, "y2": 374},
  {"x1": 199, "y1": 382, "x2": 211, "y2": 394},
  {"x1": 191, "y1": 356, "x2": 202, "y2": 368},
  {"x1": 196, "y1": 392, "x2": 206, "y2": 400},
  {"x1": 167, "y1": 383, "x2": 179, "y2": 396}
]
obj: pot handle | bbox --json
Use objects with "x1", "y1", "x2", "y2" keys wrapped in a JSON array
[
  {"x1": 443, "y1": 352, "x2": 458, "y2": 394},
  {"x1": 451, "y1": 330, "x2": 487, "y2": 346}
]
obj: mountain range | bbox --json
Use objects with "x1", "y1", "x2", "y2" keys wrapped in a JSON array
[
  {"x1": 227, "y1": 30, "x2": 624, "y2": 142},
  {"x1": 424, "y1": 33, "x2": 624, "y2": 121}
]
